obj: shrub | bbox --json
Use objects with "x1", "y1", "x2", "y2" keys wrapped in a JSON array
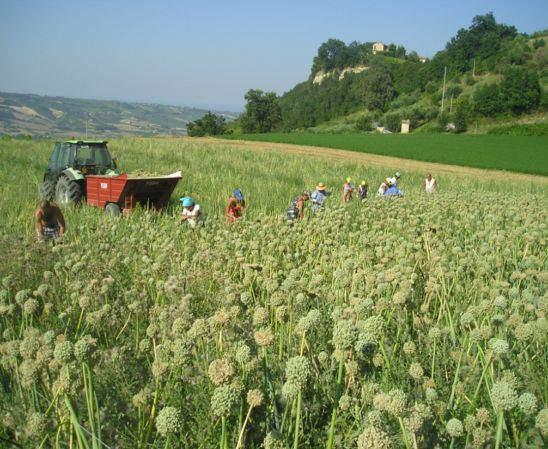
[
  {"x1": 188, "y1": 112, "x2": 227, "y2": 137},
  {"x1": 487, "y1": 123, "x2": 548, "y2": 136},
  {"x1": 425, "y1": 81, "x2": 438, "y2": 94},
  {"x1": 454, "y1": 98, "x2": 471, "y2": 133},
  {"x1": 391, "y1": 93, "x2": 418, "y2": 110},
  {"x1": 533, "y1": 39, "x2": 545, "y2": 50},
  {"x1": 437, "y1": 111, "x2": 449, "y2": 131},
  {"x1": 474, "y1": 83, "x2": 504, "y2": 116},
  {"x1": 355, "y1": 115, "x2": 372, "y2": 132},
  {"x1": 541, "y1": 90, "x2": 548, "y2": 111},
  {"x1": 500, "y1": 67, "x2": 541, "y2": 114},
  {"x1": 446, "y1": 85, "x2": 463, "y2": 98},
  {"x1": 383, "y1": 112, "x2": 402, "y2": 132}
]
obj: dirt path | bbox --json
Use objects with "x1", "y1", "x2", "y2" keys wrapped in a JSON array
[{"x1": 195, "y1": 137, "x2": 548, "y2": 184}]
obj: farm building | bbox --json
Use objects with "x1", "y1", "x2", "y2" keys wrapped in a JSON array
[{"x1": 372, "y1": 42, "x2": 387, "y2": 54}]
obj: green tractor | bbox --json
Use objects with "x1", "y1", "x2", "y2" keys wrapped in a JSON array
[{"x1": 39, "y1": 140, "x2": 118, "y2": 205}]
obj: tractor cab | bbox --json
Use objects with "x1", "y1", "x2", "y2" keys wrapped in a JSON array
[{"x1": 45, "y1": 140, "x2": 117, "y2": 177}]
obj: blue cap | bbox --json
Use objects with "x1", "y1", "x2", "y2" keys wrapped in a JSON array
[{"x1": 180, "y1": 196, "x2": 194, "y2": 207}]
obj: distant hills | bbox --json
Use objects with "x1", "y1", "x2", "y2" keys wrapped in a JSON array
[{"x1": 0, "y1": 92, "x2": 238, "y2": 137}]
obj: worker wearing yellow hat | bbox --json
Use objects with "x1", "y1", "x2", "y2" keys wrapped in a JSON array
[
  {"x1": 311, "y1": 182, "x2": 330, "y2": 212},
  {"x1": 342, "y1": 177, "x2": 354, "y2": 203},
  {"x1": 358, "y1": 180, "x2": 368, "y2": 201}
]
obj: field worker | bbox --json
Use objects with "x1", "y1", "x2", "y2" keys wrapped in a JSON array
[
  {"x1": 35, "y1": 199, "x2": 66, "y2": 241},
  {"x1": 388, "y1": 172, "x2": 401, "y2": 187},
  {"x1": 384, "y1": 185, "x2": 404, "y2": 197},
  {"x1": 342, "y1": 177, "x2": 354, "y2": 203},
  {"x1": 179, "y1": 196, "x2": 203, "y2": 228},
  {"x1": 311, "y1": 182, "x2": 330, "y2": 212},
  {"x1": 423, "y1": 173, "x2": 438, "y2": 194},
  {"x1": 225, "y1": 197, "x2": 243, "y2": 223},
  {"x1": 286, "y1": 191, "x2": 310, "y2": 222},
  {"x1": 233, "y1": 188, "x2": 246, "y2": 208},
  {"x1": 377, "y1": 179, "x2": 389, "y2": 196},
  {"x1": 358, "y1": 180, "x2": 368, "y2": 201}
]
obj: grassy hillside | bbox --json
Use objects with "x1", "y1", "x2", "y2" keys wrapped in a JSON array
[
  {"x1": 0, "y1": 92, "x2": 237, "y2": 137},
  {"x1": 259, "y1": 16, "x2": 548, "y2": 134},
  {"x1": 0, "y1": 138, "x2": 546, "y2": 448},
  {"x1": 223, "y1": 133, "x2": 548, "y2": 175}
]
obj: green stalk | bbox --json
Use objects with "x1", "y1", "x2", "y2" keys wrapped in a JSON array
[
  {"x1": 220, "y1": 416, "x2": 226, "y2": 449},
  {"x1": 398, "y1": 417, "x2": 411, "y2": 449},
  {"x1": 448, "y1": 351, "x2": 463, "y2": 410},
  {"x1": 293, "y1": 389, "x2": 302, "y2": 449},
  {"x1": 64, "y1": 396, "x2": 91, "y2": 449},
  {"x1": 431, "y1": 339, "x2": 436, "y2": 379},
  {"x1": 236, "y1": 405, "x2": 253, "y2": 449},
  {"x1": 494, "y1": 410, "x2": 504, "y2": 449},
  {"x1": 326, "y1": 356, "x2": 345, "y2": 449}
]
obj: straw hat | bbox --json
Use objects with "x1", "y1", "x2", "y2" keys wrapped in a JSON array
[{"x1": 316, "y1": 183, "x2": 326, "y2": 190}]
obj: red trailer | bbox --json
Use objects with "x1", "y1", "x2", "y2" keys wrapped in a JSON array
[{"x1": 86, "y1": 171, "x2": 182, "y2": 215}]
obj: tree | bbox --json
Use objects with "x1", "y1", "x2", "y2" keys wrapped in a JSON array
[
  {"x1": 395, "y1": 45, "x2": 407, "y2": 58},
  {"x1": 311, "y1": 39, "x2": 348, "y2": 74},
  {"x1": 187, "y1": 112, "x2": 227, "y2": 137},
  {"x1": 443, "y1": 13, "x2": 517, "y2": 73},
  {"x1": 454, "y1": 97, "x2": 471, "y2": 133},
  {"x1": 500, "y1": 67, "x2": 541, "y2": 114},
  {"x1": 473, "y1": 83, "x2": 504, "y2": 116},
  {"x1": 240, "y1": 89, "x2": 281, "y2": 133},
  {"x1": 362, "y1": 68, "x2": 395, "y2": 112}
]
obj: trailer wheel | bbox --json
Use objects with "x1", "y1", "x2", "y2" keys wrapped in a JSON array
[
  {"x1": 55, "y1": 176, "x2": 82, "y2": 206},
  {"x1": 39, "y1": 180, "x2": 55, "y2": 200},
  {"x1": 105, "y1": 203, "x2": 121, "y2": 217}
]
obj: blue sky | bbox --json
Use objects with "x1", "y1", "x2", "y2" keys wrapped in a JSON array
[{"x1": 0, "y1": 0, "x2": 546, "y2": 111}]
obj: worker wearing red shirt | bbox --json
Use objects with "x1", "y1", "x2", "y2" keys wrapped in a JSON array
[{"x1": 225, "y1": 197, "x2": 243, "y2": 223}]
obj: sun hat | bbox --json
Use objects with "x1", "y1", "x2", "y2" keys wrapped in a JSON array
[
  {"x1": 180, "y1": 196, "x2": 194, "y2": 207},
  {"x1": 346, "y1": 177, "x2": 351, "y2": 183},
  {"x1": 316, "y1": 183, "x2": 326, "y2": 190},
  {"x1": 395, "y1": 172, "x2": 401, "y2": 178},
  {"x1": 233, "y1": 188, "x2": 244, "y2": 201},
  {"x1": 361, "y1": 180, "x2": 367, "y2": 186}
]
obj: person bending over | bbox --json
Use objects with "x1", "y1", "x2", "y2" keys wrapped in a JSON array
[{"x1": 35, "y1": 200, "x2": 66, "y2": 241}]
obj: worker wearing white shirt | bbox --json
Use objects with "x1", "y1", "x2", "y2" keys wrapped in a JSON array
[
  {"x1": 179, "y1": 196, "x2": 204, "y2": 228},
  {"x1": 423, "y1": 174, "x2": 438, "y2": 194},
  {"x1": 388, "y1": 171, "x2": 401, "y2": 187}
]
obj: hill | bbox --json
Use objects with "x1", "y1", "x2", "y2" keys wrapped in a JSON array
[
  {"x1": 237, "y1": 14, "x2": 547, "y2": 134},
  {"x1": 0, "y1": 92, "x2": 238, "y2": 137}
]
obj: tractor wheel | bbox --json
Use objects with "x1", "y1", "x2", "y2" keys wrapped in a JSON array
[
  {"x1": 39, "y1": 180, "x2": 55, "y2": 200},
  {"x1": 105, "y1": 203, "x2": 121, "y2": 217},
  {"x1": 55, "y1": 176, "x2": 82, "y2": 206}
]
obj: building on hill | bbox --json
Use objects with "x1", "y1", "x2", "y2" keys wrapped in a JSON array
[
  {"x1": 419, "y1": 56, "x2": 429, "y2": 63},
  {"x1": 372, "y1": 42, "x2": 387, "y2": 54}
]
